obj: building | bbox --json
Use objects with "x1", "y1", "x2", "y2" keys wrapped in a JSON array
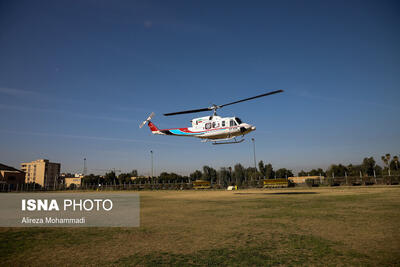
[
  {"x1": 193, "y1": 180, "x2": 211, "y2": 189},
  {"x1": 21, "y1": 159, "x2": 60, "y2": 187},
  {"x1": 130, "y1": 176, "x2": 151, "y2": 181},
  {"x1": 0, "y1": 163, "x2": 26, "y2": 189},
  {"x1": 289, "y1": 176, "x2": 322, "y2": 184},
  {"x1": 263, "y1": 178, "x2": 289, "y2": 188},
  {"x1": 65, "y1": 177, "x2": 82, "y2": 188}
]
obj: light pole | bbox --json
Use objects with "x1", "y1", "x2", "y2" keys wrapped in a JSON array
[
  {"x1": 251, "y1": 138, "x2": 256, "y2": 181},
  {"x1": 150, "y1": 150, "x2": 154, "y2": 181},
  {"x1": 83, "y1": 158, "x2": 87, "y2": 176}
]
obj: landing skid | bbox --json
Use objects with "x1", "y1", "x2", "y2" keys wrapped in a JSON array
[{"x1": 212, "y1": 138, "x2": 245, "y2": 145}]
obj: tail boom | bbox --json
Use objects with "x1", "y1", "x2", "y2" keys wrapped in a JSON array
[{"x1": 148, "y1": 121, "x2": 165, "y2": 135}]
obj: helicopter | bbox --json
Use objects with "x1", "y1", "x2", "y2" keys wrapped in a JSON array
[{"x1": 139, "y1": 89, "x2": 284, "y2": 145}]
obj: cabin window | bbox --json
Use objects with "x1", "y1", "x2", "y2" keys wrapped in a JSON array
[
  {"x1": 230, "y1": 120, "x2": 236, "y2": 126},
  {"x1": 205, "y1": 123, "x2": 211, "y2": 129},
  {"x1": 222, "y1": 121, "x2": 225, "y2": 127},
  {"x1": 212, "y1": 122, "x2": 216, "y2": 128}
]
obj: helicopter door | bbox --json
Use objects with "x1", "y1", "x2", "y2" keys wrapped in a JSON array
[{"x1": 230, "y1": 120, "x2": 236, "y2": 127}]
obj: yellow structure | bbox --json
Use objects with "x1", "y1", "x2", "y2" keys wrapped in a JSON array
[
  {"x1": 65, "y1": 177, "x2": 82, "y2": 187},
  {"x1": 193, "y1": 180, "x2": 211, "y2": 189},
  {"x1": 263, "y1": 178, "x2": 289, "y2": 188},
  {"x1": 131, "y1": 176, "x2": 150, "y2": 181},
  {"x1": 21, "y1": 159, "x2": 60, "y2": 187},
  {"x1": 289, "y1": 176, "x2": 321, "y2": 184}
]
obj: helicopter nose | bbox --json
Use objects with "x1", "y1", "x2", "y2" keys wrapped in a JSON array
[{"x1": 251, "y1": 126, "x2": 256, "y2": 131}]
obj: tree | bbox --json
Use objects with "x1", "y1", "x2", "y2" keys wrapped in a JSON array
[
  {"x1": 275, "y1": 168, "x2": 294, "y2": 178},
  {"x1": 381, "y1": 154, "x2": 391, "y2": 175},
  {"x1": 159, "y1": 172, "x2": 183, "y2": 183},
  {"x1": 190, "y1": 170, "x2": 202, "y2": 181},
  {"x1": 82, "y1": 174, "x2": 103, "y2": 185},
  {"x1": 265, "y1": 163, "x2": 274, "y2": 179},
  {"x1": 298, "y1": 170, "x2": 307, "y2": 177},
  {"x1": 245, "y1": 167, "x2": 260, "y2": 182},
  {"x1": 217, "y1": 167, "x2": 231, "y2": 186},
  {"x1": 104, "y1": 171, "x2": 117, "y2": 183},
  {"x1": 69, "y1": 183, "x2": 77, "y2": 190},
  {"x1": 391, "y1": 156, "x2": 399, "y2": 171},
  {"x1": 374, "y1": 165, "x2": 383, "y2": 176},
  {"x1": 118, "y1": 173, "x2": 132, "y2": 184},
  {"x1": 233, "y1": 164, "x2": 245, "y2": 185},
  {"x1": 159, "y1": 172, "x2": 170, "y2": 182},
  {"x1": 309, "y1": 168, "x2": 325, "y2": 176},
  {"x1": 326, "y1": 164, "x2": 348, "y2": 177},
  {"x1": 346, "y1": 164, "x2": 362, "y2": 177},
  {"x1": 258, "y1": 161, "x2": 266, "y2": 176},
  {"x1": 202, "y1": 166, "x2": 217, "y2": 185},
  {"x1": 361, "y1": 157, "x2": 376, "y2": 176},
  {"x1": 131, "y1": 169, "x2": 138, "y2": 177}
]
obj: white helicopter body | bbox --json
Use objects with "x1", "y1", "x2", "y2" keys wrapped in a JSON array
[{"x1": 140, "y1": 90, "x2": 283, "y2": 144}]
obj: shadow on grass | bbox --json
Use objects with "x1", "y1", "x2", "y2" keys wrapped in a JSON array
[
  {"x1": 112, "y1": 233, "x2": 370, "y2": 267},
  {"x1": 234, "y1": 192, "x2": 318, "y2": 195}
]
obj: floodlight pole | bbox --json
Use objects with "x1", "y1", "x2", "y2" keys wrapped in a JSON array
[
  {"x1": 251, "y1": 138, "x2": 256, "y2": 181},
  {"x1": 83, "y1": 158, "x2": 87, "y2": 176},
  {"x1": 150, "y1": 150, "x2": 154, "y2": 181}
]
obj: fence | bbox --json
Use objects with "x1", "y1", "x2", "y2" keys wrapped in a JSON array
[{"x1": 1, "y1": 175, "x2": 399, "y2": 192}]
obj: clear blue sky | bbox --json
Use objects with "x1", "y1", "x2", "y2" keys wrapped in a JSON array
[{"x1": 1, "y1": 0, "x2": 399, "y2": 176}]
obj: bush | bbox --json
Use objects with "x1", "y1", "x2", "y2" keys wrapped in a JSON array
[{"x1": 305, "y1": 179, "x2": 319, "y2": 187}]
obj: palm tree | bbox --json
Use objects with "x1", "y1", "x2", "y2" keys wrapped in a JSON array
[
  {"x1": 393, "y1": 155, "x2": 399, "y2": 170},
  {"x1": 386, "y1": 154, "x2": 391, "y2": 175},
  {"x1": 381, "y1": 154, "x2": 391, "y2": 175},
  {"x1": 382, "y1": 155, "x2": 390, "y2": 176},
  {"x1": 381, "y1": 155, "x2": 387, "y2": 166}
]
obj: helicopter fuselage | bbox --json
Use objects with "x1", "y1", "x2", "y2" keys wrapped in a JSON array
[
  {"x1": 148, "y1": 115, "x2": 256, "y2": 140},
  {"x1": 139, "y1": 90, "x2": 283, "y2": 144}
]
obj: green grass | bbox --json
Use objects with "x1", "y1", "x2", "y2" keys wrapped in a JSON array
[
  {"x1": 1, "y1": 186, "x2": 400, "y2": 266},
  {"x1": 113, "y1": 233, "x2": 370, "y2": 267}
]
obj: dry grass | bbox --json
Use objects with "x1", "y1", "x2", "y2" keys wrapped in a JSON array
[{"x1": 1, "y1": 186, "x2": 400, "y2": 266}]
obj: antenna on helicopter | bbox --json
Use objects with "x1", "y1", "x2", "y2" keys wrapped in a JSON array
[{"x1": 163, "y1": 90, "x2": 284, "y2": 116}]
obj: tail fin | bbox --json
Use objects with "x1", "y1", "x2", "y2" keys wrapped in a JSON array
[
  {"x1": 139, "y1": 112, "x2": 155, "y2": 128},
  {"x1": 148, "y1": 121, "x2": 159, "y2": 132}
]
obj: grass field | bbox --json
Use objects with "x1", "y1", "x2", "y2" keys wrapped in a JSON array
[{"x1": 1, "y1": 186, "x2": 400, "y2": 266}]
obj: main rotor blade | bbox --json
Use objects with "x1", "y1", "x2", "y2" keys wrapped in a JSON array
[
  {"x1": 164, "y1": 107, "x2": 211, "y2": 116},
  {"x1": 163, "y1": 89, "x2": 284, "y2": 116},
  {"x1": 219, "y1": 89, "x2": 284, "y2": 108}
]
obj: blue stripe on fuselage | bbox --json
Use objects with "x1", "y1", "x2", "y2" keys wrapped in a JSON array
[{"x1": 169, "y1": 129, "x2": 204, "y2": 135}]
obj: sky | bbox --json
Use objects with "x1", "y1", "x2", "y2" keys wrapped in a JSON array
[{"x1": 0, "y1": 0, "x2": 399, "y2": 176}]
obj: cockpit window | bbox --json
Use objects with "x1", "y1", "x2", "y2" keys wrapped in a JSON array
[{"x1": 235, "y1": 117, "x2": 242, "y2": 124}]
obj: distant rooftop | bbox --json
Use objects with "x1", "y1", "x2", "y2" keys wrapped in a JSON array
[{"x1": 0, "y1": 163, "x2": 24, "y2": 173}]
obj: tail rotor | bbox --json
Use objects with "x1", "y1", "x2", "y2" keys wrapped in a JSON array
[{"x1": 139, "y1": 112, "x2": 155, "y2": 128}]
